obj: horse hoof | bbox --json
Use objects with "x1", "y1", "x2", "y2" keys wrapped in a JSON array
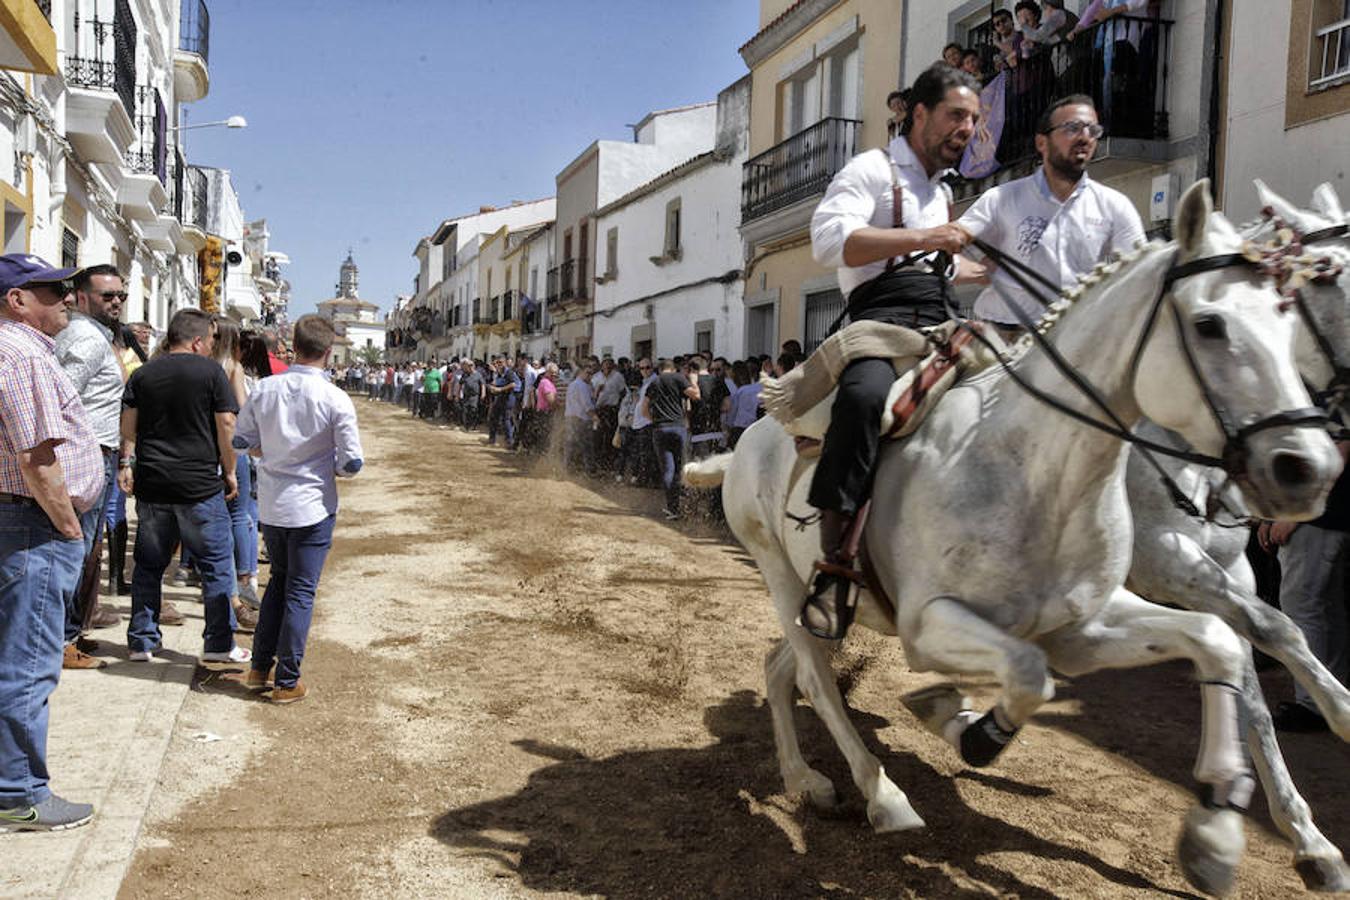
[
  {"x1": 867, "y1": 782, "x2": 926, "y2": 834},
  {"x1": 788, "y1": 768, "x2": 839, "y2": 811},
  {"x1": 1177, "y1": 806, "x2": 1244, "y2": 897},
  {"x1": 1295, "y1": 855, "x2": 1350, "y2": 893},
  {"x1": 902, "y1": 683, "x2": 971, "y2": 736}
]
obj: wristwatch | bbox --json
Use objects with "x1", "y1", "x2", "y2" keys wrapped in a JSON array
[{"x1": 118, "y1": 455, "x2": 135, "y2": 469}]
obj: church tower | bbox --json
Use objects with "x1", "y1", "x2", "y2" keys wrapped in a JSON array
[{"x1": 337, "y1": 249, "x2": 359, "y2": 299}]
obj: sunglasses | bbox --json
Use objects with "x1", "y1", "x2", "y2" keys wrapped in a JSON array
[
  {"x1": 1043, "y1": 120, "x2": 1104, "y2": 139},
  {"x1": 96, "y1": 291, "x2": 129, "y2": 301}
]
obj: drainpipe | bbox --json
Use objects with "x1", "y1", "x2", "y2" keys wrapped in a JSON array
[{"x1": 1201, "y1": 0, "x2": 1226, "y2": 195}]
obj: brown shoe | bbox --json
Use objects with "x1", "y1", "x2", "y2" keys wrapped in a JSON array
[
  {"x1": 74, "y1": 635, "x2": 100, "y2": 654},
  {"x1": 159, "y1": 600, "x2": 185, "y2": 627},
  {"x1": 233, "y1": 604, "x2": 258, "y2": 634},
  {"x1": 63, "y1": 643, "x2": 107, "y2": 670},
  {"x1": 244, "y1": 667, "x2": 273, "y2": 691},
  {"x1": 270, "y1": 681, "x2": 308, "y2": 704},
  {"x1": 88, "y1": 603, "x2": 120, "y2": 629}
]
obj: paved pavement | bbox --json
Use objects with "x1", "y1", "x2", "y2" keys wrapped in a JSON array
[{"x1": 0, "y1": 580, "x2": 214, "y2": 900}]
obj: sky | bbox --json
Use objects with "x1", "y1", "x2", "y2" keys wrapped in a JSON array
[{"x1": 184, "y1": 0, "x2": 762, "y2": 319}]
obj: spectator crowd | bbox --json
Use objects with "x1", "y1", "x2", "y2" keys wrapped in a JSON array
[{"x1": 337, "y1": 344, "x2": 804, "y2": 520}]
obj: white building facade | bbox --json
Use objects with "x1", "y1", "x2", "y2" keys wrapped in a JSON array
[{"x1": 591, "y1": 79, "x2": 749, "y2": 360}]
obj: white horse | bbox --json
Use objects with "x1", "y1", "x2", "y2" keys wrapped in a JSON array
[
  {"x1": 686, "y1": 181, "x2": 1341, "y2": 896},
  {"x1": 1125, "y1": 181, "x2": 1350, "y2": 891}
]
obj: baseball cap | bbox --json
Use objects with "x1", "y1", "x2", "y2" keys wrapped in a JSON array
[{"x1": 0, "y1": 254, "x2": 79, "y2": 294}]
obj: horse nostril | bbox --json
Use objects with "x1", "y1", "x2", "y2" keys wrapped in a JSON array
[{"x1": 1271, "y1": 452, "x2": 1316, "y2": 488}]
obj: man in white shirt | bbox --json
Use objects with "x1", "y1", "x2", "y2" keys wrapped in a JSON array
[
  {"x1": 233, "y1": 315, "x2": 363, "y2": 704},
  {"x1": 802, "y1": 63, "x2": 984, "y2": 641},
  {"x1": 629, "y1": 358, "x2": 658, "y2": 486},
  {"x1": 564, "y1": 363, "x2": 598, "y2": 474},
  {"x1": 959, "y1": 94, "x2": 1145, "y2": 335}
]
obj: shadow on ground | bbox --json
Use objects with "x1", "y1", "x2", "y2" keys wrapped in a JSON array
[{"x1": 430, "y1": 690, "x2": 1191, "y2": 899}]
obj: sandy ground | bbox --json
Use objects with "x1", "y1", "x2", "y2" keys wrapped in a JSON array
[{"x1": 119, "y1": 400, "x2": 1348, "y2": 899}]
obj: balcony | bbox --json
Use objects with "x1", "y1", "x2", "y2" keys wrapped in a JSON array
[
  {"x1": 1311, "y1": 16, "x2": 1350, "y2": 91},
  {"x1": 64, "y1": 1, "x2": 137, "y2": 164},
  {"x1": 174, "y1": 0, "x2": 209, "y2": 102},
  {"x1": 953, "y1": 15, "x2": 1174, "y2": 202},
  {"x1": 0, "y1": 0, "x2": 57, "y2": 74},
  {"x1": 558, "y1": 259, "x2": 576, "y2": 302},
  {"x1": 178, "y1": 165, "x2": 209, "y2": 249},
  {"x1": 741, "y1": 117, "x2": 861, "y2": 224}
]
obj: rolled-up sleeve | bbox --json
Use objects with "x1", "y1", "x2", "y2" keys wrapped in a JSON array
[
  {"x1": 810, "y1": 155, "x2": 878, "y2": 269},
  {"x1": 331, "y1": 392, "x2": 363, "y2": 477}
]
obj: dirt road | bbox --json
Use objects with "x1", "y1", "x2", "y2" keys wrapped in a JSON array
[{"x1": 120, "y1": 401, "x2": 1347, "y2": 898}]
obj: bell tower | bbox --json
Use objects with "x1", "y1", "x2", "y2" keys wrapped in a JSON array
[{"x1": 337, "y1": 249, "x2": 359, "y2": 299}]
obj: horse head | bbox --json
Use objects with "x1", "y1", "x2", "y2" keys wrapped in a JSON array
[
  {"x1": 1251, "y1": 180, "x2": 1350, "y2": 413},
  {"x1": 1131, "y1": 179, "x2": 1340, "y2": 521}
]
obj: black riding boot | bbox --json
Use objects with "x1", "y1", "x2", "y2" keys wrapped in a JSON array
[{"x1": 800, "y1": 509, "x2": 861, "y2": 640}]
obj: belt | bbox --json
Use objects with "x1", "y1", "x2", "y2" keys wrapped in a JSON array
[{"x1": 0, "y1": 492, "x2": 38, "y2": 507}]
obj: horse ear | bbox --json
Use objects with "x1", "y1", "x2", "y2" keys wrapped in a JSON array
[
  {"x1": 1175, "y1": 178, "x2": 1213, "y2": 256},
  {"x1": 1253, "y1": 178, "x2": 1305, "y2": 226},
  {"x1": 1310, "y1": 183, "x2": 1346, "y2": 222}
]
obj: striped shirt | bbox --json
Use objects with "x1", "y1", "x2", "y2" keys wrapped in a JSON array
[{"x1": 0, "y1": 319, "x2": 105, "y2": 513}]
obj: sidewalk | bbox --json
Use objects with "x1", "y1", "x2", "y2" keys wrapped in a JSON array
[{"x1": 0, "y1": 581, "x2": 213, "y2": 900}]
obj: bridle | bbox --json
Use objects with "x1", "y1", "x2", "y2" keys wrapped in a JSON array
[
  {"x1": 1257, "y1": 217, "x2": 1350, "y2": 414},
  {"x1": 952, "y1": 234, "x2": 1330, "y2": 518}
]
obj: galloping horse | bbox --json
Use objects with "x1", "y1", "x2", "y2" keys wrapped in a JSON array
[
  {"x1": 1125, "y1": 181, "x2": 1350, "y2": 892},
  {"x1": 686, "y1": 181, "x2": 1340, "y2": 895}
]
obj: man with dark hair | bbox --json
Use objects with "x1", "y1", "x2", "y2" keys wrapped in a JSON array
[
  {"x1": 642, "y1": 359, "x2": 700, "y2": 520},
  {"x1": 802, "y1": 62, "x2": 984, "y2": 639},
  {"x1": 959, "y1": 94, "x2": 1144, "y2": 338},
  {"x1": 120, "y1": 308, "x2": 248, "y2": 665},
  {"x1": 234, "y1": 314, "x2": 361, "y2": 704},
  {"x1": 886, "y1": 89, "x2": 909, "y2": 140},
  {"x1": 942, "y1": 41, "x2": 964, "y2": 67},
  {"x1": 55, "y1": 264, "x2": 128, "y2": 663},
  {"x1": 0, "y1": 254, "x2": 104, "y2": 833}
]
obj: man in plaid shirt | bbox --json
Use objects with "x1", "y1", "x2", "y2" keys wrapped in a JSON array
[{"x1": 0, "y1": 254, "x2": 105, "y2": 834}]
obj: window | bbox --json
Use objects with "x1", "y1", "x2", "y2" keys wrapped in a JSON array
[
  {"x1": 1311, "y1": 0, "x2": 1350, "y2": 89},
  {"x1": 61, "y1": 227, "x2": 79, "y2": 268},
  {"x1": 577, "y1": 220, "x2": 589, "y2": 300},
  {"x1": 605, "y1": 227, "x2": 618, "y2": 277},
  {"x1": 779, "y1": 32, "x2": 861, "y2": 139},
  {"x1": 664, "y1": 198, "x2": 682, "y2": 258},
  {"x1": 803, "y1": 288, "x2": 845, "y2": 353}
]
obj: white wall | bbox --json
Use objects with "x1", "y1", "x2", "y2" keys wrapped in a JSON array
[
  {"x1": 1220, "y1": 1, "x2": 1350, "y2": 222},
  {"x1": 592, "y1": 153, "x2": 745, "y2": 360}
]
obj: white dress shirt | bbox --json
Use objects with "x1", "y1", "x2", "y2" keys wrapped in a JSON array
[
  {"x1": 630, "y1": 372, "x2": 658, "y2": 429},
  {"x1": 811, "y1": 135, "x2": 955, "y2": 298},
  {"x1": 959, "y1": 168, "x2": 1146, "y2": 324},
  {"x1": 234, "y1": 364, "x2": 364, "y2": 529}
]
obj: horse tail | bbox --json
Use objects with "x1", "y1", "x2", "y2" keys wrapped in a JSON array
[{"x1": 683, "y1": 452, "x2": 733, "y2": 487}]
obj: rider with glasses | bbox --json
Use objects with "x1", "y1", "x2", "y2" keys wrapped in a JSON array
[{"x1": 958, "y1": 94, "x2": 1145, "y2": 342}]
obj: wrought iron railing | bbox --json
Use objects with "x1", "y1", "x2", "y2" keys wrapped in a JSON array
[
  {"x1": 951, "y1": 15, "x2": 1174, "y2": 200},
  {"x1": 546, "y1": 266, "x2": 559, "y2": 304},
  {"x1": 173, "y1": 149, "x2": 185, "y2": 219},
  {"x1": 575, "y1": 257, "x2": 588, "y2": 300},
  {"x1": 741, "y1": 117, "x2": 862, "y2": 222},
  {"x1": 179, "y1": 0, "x2": 210, "y2": 64},
  {"x1": 559, "y1": 259, "x2": 576, "y2": 301},
  {"x1": 1312, "y1": 17, "x2": 1350, "y2": 89},
  {"x1": 66, "y1": 1, "x2": 137, "y2": 123},
  {"x1": 184, "y1": 165, "x2": 208, "y2": 230},
  {"x1": 129, "y1": 86, "x2": 168, "y2": 184}
]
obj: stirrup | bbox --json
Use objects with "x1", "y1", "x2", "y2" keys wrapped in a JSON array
[{"x1": 799, "y1": 560, "x2": 864, "y2": 640}]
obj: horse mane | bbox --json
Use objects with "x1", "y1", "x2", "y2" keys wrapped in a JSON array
[{"x1": 998, "y1": 238, "x2": 1169, "y2": 360}]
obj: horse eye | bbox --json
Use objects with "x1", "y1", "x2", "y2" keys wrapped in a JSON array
[{"x1": 1193, "y1": 315, "x2": 1227, "y2": 340}]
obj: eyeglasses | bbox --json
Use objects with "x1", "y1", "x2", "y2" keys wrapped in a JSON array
[
  {"x1": 638, "y1": 364, "x2": 651, "y2": 370},
  {"x1": 97, "y1": 291, "x2": 129, "y2": 301},
  {"x1": 1043, "y1": 120, "x2": 1105, "y2": 139}
]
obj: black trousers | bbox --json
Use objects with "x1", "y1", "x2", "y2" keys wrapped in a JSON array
[{"x1": 807, "y1": 298, "x2": 947, "y2": 517}]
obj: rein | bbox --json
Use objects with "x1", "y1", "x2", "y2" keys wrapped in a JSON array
[{"x1": 958, "y1": 234, "x2": 1328, "y2": 520}]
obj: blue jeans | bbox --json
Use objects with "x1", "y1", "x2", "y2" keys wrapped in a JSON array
[
  {"x1": 129, "y1": 493, "x2": 238, "y2": 654},
  {"x1": 254, "y1": 514, "x2": 336, "y2": 688},
  {"x1": 653, "y1": 424, "x2": 687, "y2": 513},
  {"x1": 66, "y1": 450, "x2": 116, "y2": 643},
  {"x1": 0, "y1": 502, "x2": 85, "y2": 807},
  {"x1": 227, "y1": 454, "x2": 257, "y2": 580}
]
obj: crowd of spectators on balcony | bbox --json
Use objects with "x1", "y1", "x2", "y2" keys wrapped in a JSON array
[{"x1": 333, "y1": 345, "x2": 802, "y2": 520}]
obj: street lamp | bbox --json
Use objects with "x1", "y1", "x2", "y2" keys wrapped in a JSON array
[{"x1": 169, "y1": 115, "x2": 248, "y2": 132}]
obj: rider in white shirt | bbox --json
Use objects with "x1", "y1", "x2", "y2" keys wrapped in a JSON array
[{"x1": 959, "y1": 94, "x2": 1146, "y2": 332}]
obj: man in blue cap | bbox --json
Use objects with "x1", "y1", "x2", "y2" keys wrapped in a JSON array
[{"x1": 0, "y1": 253, "x2": 104, "y2": 833}]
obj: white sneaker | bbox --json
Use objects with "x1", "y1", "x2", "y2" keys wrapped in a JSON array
[
  {"x1": 129, "y1": 650, "x2": 154, "y2": 662},
  {"x1": 201, "y1": 646, "x2": 252, "y2": 663}
]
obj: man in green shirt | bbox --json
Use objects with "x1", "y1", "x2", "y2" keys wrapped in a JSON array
[{"x1": 421, "y1": 360, "x2": 443, "y2": 419}]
